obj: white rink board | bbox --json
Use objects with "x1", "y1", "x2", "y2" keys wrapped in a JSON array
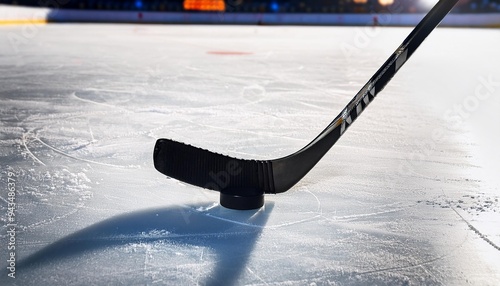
[{"x1": 1, "y1": 4, "x2": 500, "y2": 26}]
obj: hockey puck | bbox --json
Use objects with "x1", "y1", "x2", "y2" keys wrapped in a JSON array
[{"x1": 220, "y1": 193, "x2": 264, "y2": 210}]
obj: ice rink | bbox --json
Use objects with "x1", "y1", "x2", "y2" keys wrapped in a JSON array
[{"x1": 1, "y1": 23, "x2": 500, "y2": 285}]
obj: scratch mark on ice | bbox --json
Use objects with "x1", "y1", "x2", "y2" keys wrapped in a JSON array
[
  {"x1": 200, "y1": 209, "x2": 269, "y2": 229},
  {"x1": 21, "y1": 133, "x2": 46, "y2": 166},
  {"x1": 71, "y1": 92, "x2": 131, "y2": 112},
  {"x1": 324, "y1": 203, "x2": 414, "y2": 223},
  {"x1": 355, "y1": 251, "x2": 451, "y2": 277},
  {"x1": 441, "y1": 189, "x2": 500, "y2": 252},
  {"x1": 246, "y1": 266, "x2": 269, "y2": 285},
  {"x1": 88, "y1": 124, "x2": 96, "y2": 143},
  {"x1": 32, "y1": 136, "x2": 139, "y2": 169},
  {"x1": 0, "y1": 195, "x2": 10, "y2": 205},
  {"x1": 450, "y1": 205, "x2": 500, "y2": 252}
]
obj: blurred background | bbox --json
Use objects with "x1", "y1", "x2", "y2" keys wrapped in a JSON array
[
  {"x1": 1, "y1": 0, "x2": 499, "y2": 26},
  {"x1": 1, "y1": 0, "x2": 499, "y2": 14}
]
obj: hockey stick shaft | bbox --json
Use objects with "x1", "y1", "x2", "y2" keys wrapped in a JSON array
[
  {"x1": 317, "y1": 0, "x2": 458, "y2": 142},
  {"x1": 271, "y1": 0, "x2": 459, "y2": 193}
]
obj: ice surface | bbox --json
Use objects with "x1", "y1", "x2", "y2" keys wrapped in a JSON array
[{"x1": 0, "y1": 24, "x2": 499, "y2": 285}]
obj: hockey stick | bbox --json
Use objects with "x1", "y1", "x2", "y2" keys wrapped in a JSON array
[{"x1": 154, "y1": 0, "x2": 459, "y2": 210}]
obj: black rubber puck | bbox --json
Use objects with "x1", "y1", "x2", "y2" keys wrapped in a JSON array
[{"x1": 220, "y1": 193, "x2": 264, "y2": 210}]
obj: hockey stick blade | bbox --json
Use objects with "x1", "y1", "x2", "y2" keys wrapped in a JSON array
[{"x1": 154, "y1": 0, "x2": 459, "y2": 210}]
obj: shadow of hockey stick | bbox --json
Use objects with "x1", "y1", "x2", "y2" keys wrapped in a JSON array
[{"x1": 13, "y1": 202, "x2": 274, "y2": 285}]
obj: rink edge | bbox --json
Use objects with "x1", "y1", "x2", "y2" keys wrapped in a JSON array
[{"x1": 1, "y1": 4, "x2": 499, "y2": 27}]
